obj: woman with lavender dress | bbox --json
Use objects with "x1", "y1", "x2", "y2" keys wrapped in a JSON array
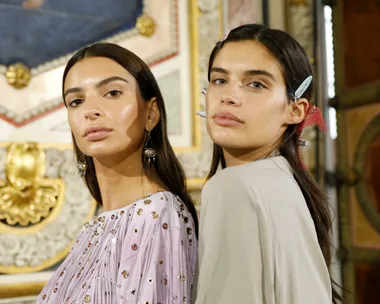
[{"x1": 36, "y1": 43, "x2": 198, "y2": 304}]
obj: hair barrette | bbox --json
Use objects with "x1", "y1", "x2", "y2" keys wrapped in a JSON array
[
  {"x1": 292, "y1": 75, "x2": 312, "y2": 103},
  {"x1": 196, "y1": 110, "x2": 206, "y2": 118},
  {"x1": 298, "y1": 140, "x2": 310, "y2": 147}
]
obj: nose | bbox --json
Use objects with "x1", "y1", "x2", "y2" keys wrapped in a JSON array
[
  {"x1": 84, "y1": 108, "x2": 103, "y2": 120},
  {"x1": 221, "y1": 92, "x2": 241, "y2": 106},
  {"x1": 83, "y1": 97, "x2": 104, "y2": 120}
]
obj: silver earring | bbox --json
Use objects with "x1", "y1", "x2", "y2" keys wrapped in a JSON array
[
  {"x1": 201, "y1": 87, "x2": 207, "y2": 95},
  {"x1": 143, "y1": 131, "x2": 157, "y2": 164},
  {"x1": 77, "y1": 161, "x2": 87, "y2": 177}
]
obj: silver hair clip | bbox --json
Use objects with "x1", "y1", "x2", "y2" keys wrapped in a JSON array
[
  {"x1": 196, "y1": 110, "x2": 206, "y2": 118},
  {"x1": 292, "y1": 75, "x2": 313, "y2": 104},
  {"x1": 298, "y1": 140, "x2": 310, "y2": 147},
  {"x1": 197, "y1": 87, "x2": 207, "y2": 118}
]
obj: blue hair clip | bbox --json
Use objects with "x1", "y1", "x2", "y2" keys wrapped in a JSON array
[{"x1": 294, "y1": 75, "x2": 312, "y2": 101}]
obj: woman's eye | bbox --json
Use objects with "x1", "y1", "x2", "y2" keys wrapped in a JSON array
[
  {"x1": 212, "y1": 78, "x2": 227, "y2": 85},
  {"x1": 105, "y1": 90, "x2": 122, "y2": 98},
  {"x1": 248, "y1": 81, "x2": 265, "y2": 89},
  {"x1": 69, "y1": 99, "x2": 82, "y2": 107}
]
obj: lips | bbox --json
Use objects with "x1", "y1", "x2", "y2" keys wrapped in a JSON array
[
  {"x1": 213, "y1": 111, "x2": 243, "y2": 127},
  {"x1": 83, "y1": 125, "x2": 113, "y2": 141}
]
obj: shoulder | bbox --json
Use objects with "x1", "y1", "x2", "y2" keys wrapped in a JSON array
[
  {"x1": 133, "y1": 191, "x2": 194, "y2": 226},
  {"x1": 132, "y1": 191, "x2": 180, "y2": 215},
  {"x1": 202, "y1": 156, "x2": 303, "y2": 210}
]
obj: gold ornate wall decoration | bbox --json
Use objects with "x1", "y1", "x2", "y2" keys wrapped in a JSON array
[
  {"x1": 0, "y1": 143, "x2": 61, "y2": 226},
  {"x1": 136, "y1": 13, "x2": 156, "y2": 37},
  {"x1": 5, "y1": 63, "x2": 31, "y2": 89}
]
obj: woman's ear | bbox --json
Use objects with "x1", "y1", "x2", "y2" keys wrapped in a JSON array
[
  {"x1": 285, "y1": 98, "x2": 309, "y2": 125},
  {"x1": 145, "y1": 97, "x2": 160, "y2": 131}
]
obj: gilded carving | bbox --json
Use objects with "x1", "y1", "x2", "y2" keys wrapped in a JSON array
[
  {"x1": 136, "y1": 13, "x2": 156, "y2": 37},
  {"x1": 0, "y1": 143, "x2": 62, "y2": 226},
  {"x1": 5, "y1": 63, "x2": 31, "y2": 89}
]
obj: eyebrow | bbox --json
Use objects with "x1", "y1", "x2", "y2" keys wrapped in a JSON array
[
  {"x1": 210, "y1": 67, "x2": 276, "y2": 81},
  {"x1": 63, "y1": 76, "x2": 129, "y2": 99}
]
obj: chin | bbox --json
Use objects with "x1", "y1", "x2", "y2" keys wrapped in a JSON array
[
  {"x1": 210, "y1": 134, "x2": 242, "y2": 149},
  {"x1": 79, "y1": 142, "x2": 122, "y2": 159}
]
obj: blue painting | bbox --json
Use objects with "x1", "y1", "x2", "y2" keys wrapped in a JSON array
[{"x1": 0, "y1": 0, "x2": 143, "y2": 68}]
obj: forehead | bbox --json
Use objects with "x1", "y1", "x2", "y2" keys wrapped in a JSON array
[
  {"x1": 64, "y1": 57, "x2": 133, "y2": 89},
  {"x1": 212, "y1": 40, "x2": 284, "y2": 79}
]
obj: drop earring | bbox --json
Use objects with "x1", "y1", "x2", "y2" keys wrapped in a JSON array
[
  {"x1": 77, "y1": 161, "x2": 87, "y2": 177},
  {"x1": 143, "y1": 131, "x2": 157, "y2": 164}
]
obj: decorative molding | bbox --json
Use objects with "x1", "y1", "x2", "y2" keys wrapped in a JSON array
[
  {"x1": 0, "y1": 145, "x2": 96, "y2": 274},
  {"x1": 0, "y1": 0, "x2": 178, "y2": 128}
]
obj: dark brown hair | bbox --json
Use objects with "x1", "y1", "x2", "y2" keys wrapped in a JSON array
[
  {"x1": 62, "y1": 42, "x2": 198, "y2": 236},
  {"x1": 207, "y1": 24, "x2": 340, "y2": 302}
]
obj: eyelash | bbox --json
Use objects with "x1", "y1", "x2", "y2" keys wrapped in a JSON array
[
  {"x1": 211, "y1": 78, "x2": 266, "y2": 89},
  {"x1": 68, "y1": 90, "x2": 122, "y2": 107}
]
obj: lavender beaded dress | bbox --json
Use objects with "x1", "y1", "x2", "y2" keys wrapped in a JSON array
[{"x1": 36, "y1": 191, "x2": 197, "y2": 304}]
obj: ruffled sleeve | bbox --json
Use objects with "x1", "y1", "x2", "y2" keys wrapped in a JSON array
[{"x1": 115, "y1": 192, "x2": 197, "y2": 304}]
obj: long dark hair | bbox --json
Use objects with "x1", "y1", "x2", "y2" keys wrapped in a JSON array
[
  {"x1": 62, "y1": 43, "x2": 198, "y2": 236},
  {"x1": 207, "y1": 24, "x2": 340, "y2": 303}
]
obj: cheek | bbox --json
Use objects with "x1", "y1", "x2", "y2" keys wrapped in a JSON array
[
  {"x1": 117, "y1": 102, "x2": 146, "y2": 137},
  {"x1": 205, "y1": 88, "x2": 218, "y2": 110},
  {"x1": 67, "y1": 112, "x2": 82, "y2": 138}
]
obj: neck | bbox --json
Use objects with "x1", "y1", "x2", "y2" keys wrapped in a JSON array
[
  {"x1": 223, "y1": 144, "x2": 280, "y2": 167},
  {"x1": 93, "y1": 148, "x2": 164, "y2": 211}
]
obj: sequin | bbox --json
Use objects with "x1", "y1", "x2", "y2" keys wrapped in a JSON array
[
  {"x1": 131, "y1": 289, "x2": 136, "y2": 295},
  {"x1": 162, "y1": 223, "x2": 168, "y2": 229},
  {"x1": 82, "y1": 284, "x2": 86, "y2": 288},
  {"x1": 137, "y1": 208, "x2": 143, "y2": 215},
  {"x1": 131, "y1": 244, "x2": 138, "y2": 250},
  {"x1": 122, "y1": 270, "x2": 129, "y2": 278},
  {"x1": 42, "y1": 295, "x2": 46, "y2": 299},
  {"x1": 53, "y1": 288, "x2": 58, "y2": 293},
  {"x1": 144, "y1": 199, "x2": 151, "y2": 205},
  {"x1": 134, "y1": 229, "x2": 138, "y2": 233},
  {"x1": 148, "y1": 278, "x2": 153, "y2": 283},
  {"x1": 151, "y1": 211, "x2": 159, "y2": 219},
  {"x1": 160, "y1": 260, "x2": 163, "y2": 264},
  {"x1": 84, "y1": 295, "x2": 91, "y2": 303},
  {"x1": 187, "y1": 227, "x2": 192, "y2": 235},
  {"x1": 184, "y1": 217, "x2": 189, "y2": 224}
]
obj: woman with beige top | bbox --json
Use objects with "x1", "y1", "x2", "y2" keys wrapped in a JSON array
[{"x1": 195, "y1": 24, "x2": 341, "y2": 304}]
